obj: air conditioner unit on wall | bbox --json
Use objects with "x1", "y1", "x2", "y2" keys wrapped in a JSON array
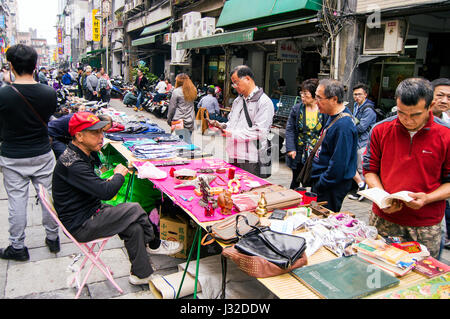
[
  {"x1": 196, "y1": 17, "x2": 215, "y2": 38},
  {"x1": 171, "y1": 32, "x2": 188, "y2": 64},
  {"x1": 363, "y1": 20, "x2": 407, "y2": 55}
]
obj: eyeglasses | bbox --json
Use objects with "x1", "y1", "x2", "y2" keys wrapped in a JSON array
[
  {"x1": 315, "y1": 95, "x2": 330, "y2": 101},
  {"x1": 353, "y1": 93, "x2": 364, "y2": 96},
  {"x1": 300, "y1": 91, "x2": 311, "y2": 97}
]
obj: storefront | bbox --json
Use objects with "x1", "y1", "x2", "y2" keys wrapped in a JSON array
[
  {"x1": 353, "y1": 7, "x2": 450, "y2": 113},
  {"x1": 175, "y1": 0, "x2": 323, "y2": 106}
]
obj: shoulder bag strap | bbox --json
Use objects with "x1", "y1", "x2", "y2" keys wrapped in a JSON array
[
  {"x1": 9, "y1": 85, "x2": 48, "y2": 128},
  {"x1": 242, "y1": 98, "x2": 253, "y2": 128},
  {"x1": 304, "y1": 112, "x2": 352, "y2": 161}
]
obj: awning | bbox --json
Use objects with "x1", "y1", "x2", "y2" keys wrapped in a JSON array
[
  {"x1": 86, "y1": 48, "x2": 106, "y2": 56},
  {"x1": 176, "y1": 28, "x2": 255, "y2": 50},
  {"x1": 140, "y1": 19, "x2": 173, "y2": 37},
  {"x1": 216, "y1": 0, "x2": 322, "y2": 28},
  {"x1": 132, "y1": 35, "x2": 157, "y2": 47}
]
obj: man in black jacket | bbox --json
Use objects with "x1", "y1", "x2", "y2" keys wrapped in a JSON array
[{"x1": 52, "y1": 112, "x2": 182, "y2": 285}]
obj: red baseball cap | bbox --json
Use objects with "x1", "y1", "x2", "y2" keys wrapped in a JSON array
[{"x1": 68, "y1": 112, "x2": 109, "y2": 136}]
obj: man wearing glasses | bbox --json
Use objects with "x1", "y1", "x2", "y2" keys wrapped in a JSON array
[
  {"x1": 209, "y1": 65, "x2": 274, "y2": 178},
  {"x1": 348, "y1": 83, "x2": 377, "y2": 201},
  {"x1": 310, "y1": 79, "x2": 358, "y2": 213},
  {"x1": 363, "y1": 78, "x2": 450, "y2": 258},
  {"x1": 430, "y1": 78, "x2": 450, "y2": 252}
]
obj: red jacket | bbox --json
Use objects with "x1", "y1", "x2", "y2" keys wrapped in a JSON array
[{"x1": 363, "y1": 112, "x2": 450, "y2": 227}]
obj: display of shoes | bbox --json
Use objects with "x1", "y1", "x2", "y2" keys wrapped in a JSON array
[
  {"x1": 0, "y1": 245, "x2": 30, "y2": 261},
  {"x1": 45, "y1": 237, "x2": 60, "y2": 253},
  {"x1": 146, "y1": 239, "x2": 183, "y2": 255}
]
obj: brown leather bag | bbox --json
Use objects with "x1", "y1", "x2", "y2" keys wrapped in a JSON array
[
  {"x1": 222, "y1": 246, "x2": 308, "y2": 278},
  {"x1": 202, "y1": 212, "x2": 260, "y2": 244}
]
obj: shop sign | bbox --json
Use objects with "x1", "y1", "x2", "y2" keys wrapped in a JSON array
[
  {"x1": 163, "y1": 33, "x2": 171, "y2": 44},
  {"x1": 0, "y1": 15, "x2": 5, "y2": 29},
  {"x1": 92, "y1": 9, "x2": 101, "y2": 42},
  {"x1": 57, "y1": 28, "x2": 63, "y2": 56},
  {"x1": 65, "y1": 15, "x2": 71, "y2": 35},
  {"x1": 64, "y1": 36, "x2": 71, "y2": 57},
  {"x1": 85, "y1": 12, "x2": 93, "y2": 41},
  {"x1": 277, "y1": 40, "x2": 300, "y2": 61},
  {"x1": 102, "y1": 0, "x2": 111, "y2": 18}
]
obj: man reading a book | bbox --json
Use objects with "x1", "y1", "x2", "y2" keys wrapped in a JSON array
[{"x1": 363, "y1": 78, "x2": 450, "y2": 258}]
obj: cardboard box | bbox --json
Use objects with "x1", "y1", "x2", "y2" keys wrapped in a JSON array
[{"x1": 159, "y1": 214, "x2": 195, "y2": 259}]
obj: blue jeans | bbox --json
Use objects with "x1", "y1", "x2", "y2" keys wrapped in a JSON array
[
  {"x1": 153, "y1": 93, "x2": 167, "y2": 102},
  {"x1": 136, "y1": 91, "x2": 143, "y2": 107}
]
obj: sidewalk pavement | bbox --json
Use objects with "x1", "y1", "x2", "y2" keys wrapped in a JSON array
[{"x1": 0, "y1": 98, "x2": 448, "y2": 299}]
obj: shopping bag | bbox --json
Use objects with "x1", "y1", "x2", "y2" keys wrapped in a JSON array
[{"x1": 171, "y1": 119, "x2": 184, "y2": 131}]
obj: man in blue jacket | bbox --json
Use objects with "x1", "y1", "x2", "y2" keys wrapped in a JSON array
[
  {"x1": 310, "y1": 79, "x2": 358, "y2": 213},
  {"x1": 348, "y1": 83, "x2": 377, "y2": 201}
]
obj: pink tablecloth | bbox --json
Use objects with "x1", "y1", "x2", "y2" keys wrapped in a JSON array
[{"x1": 134, "y1": 158, "x2": 269, "y2": 222}]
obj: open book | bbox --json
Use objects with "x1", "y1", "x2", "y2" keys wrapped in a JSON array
[{"x1": 357, "y1": 187, "x2": 414, "y2": 209}]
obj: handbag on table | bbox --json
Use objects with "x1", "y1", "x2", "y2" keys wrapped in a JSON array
[{"x1": 201, "y1": 211, "x2": 260, "y2": 245}]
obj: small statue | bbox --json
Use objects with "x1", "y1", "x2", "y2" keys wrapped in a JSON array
[
  {"x1": 174, "y1": 174, "x2": 217, "y2": 189},
  {"x1": 198, "y1": 176, "x2": 217, "y2": 209},
  {"x1": 218, "y1": 190, "x2": 233, "y2": 215},
  {"x1": 255, "y1": 192, "x2": 268, "y2": 217}
]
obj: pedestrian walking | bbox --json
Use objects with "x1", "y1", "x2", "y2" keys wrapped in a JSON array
[{"x1": 0, "y1": 44, "x2": 59, "y2": 261}]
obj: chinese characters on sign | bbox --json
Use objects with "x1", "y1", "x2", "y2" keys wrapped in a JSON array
[
  {"x1": 92, "y1": 9, "x2": 101, "y2": 42},
  {"x1": 277, "y1": 40, "x2": 300, "y2": 61},
  {"x1": 57, "y1": 28, "x2": 63, "y2": 56}
]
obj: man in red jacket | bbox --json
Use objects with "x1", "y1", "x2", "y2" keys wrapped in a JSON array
[{"x1": 363, "y1": 78, "x2": 450, "y2": 258}]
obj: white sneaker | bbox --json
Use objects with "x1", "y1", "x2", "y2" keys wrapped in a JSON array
[
  {"x1": 357, "y1": 183, "x2": 368, "y2": 201},
  {"x1": 147, "y1": 239, "x2": 183, "y2": 255},
  {"x1": 129, "y1": 273, "x2": 157, "y2": 286}
]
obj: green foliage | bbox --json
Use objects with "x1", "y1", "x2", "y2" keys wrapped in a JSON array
[{"x1": 131, "y1": 65, "x2": 158, "y2": 83}]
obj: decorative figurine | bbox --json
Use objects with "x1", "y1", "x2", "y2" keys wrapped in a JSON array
[
  {"x1": 218, "y1": 190, "x2": 233, "y2": 215},
  {"x1": 174, "y1": 174, "x2": 217, "y2": 189},
  {"x1": 198, "y1": 176, "x2": 217, "y2": 209},
  {"x1": 204, "y1": 201, "x2": 215, "y2": 217},
  {"x1": 255, "y1": 192, "x2": 268, "y2": 217}
]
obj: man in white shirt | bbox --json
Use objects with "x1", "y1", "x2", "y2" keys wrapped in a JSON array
[
  {"x1": 209, "y1": 65, "x2": 274, "y2": 178},
  {"x1": 154, "y1": 77, "x2": 167, "y2": 102}
]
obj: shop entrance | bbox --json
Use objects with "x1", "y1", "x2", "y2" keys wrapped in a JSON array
[{"x1": 368, "y1": 60, "x2": 415, "y2": 113}]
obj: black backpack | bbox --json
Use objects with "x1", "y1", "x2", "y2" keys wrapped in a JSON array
[{"x1": 359, "y1": 104, "x2": 386, "y2": 123}]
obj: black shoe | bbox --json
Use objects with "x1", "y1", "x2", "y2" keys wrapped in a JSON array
[
  {"x1": 0, "y1": 245, "x2": 30, "y2": 261},
  {"x1": 45, "y1": 237, "x2": 60, "y2": 253}
]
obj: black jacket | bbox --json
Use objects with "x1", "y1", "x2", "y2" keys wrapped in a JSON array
[
  {"x1": 134, "y1": 76, "x2": 149, "y2": 92},
  {"x1": 52, "y1": 142, "x2": 125, "y2": 233}
]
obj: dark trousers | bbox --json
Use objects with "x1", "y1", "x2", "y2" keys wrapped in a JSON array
[
  {"x1": 290, "y1": 162, "x2": 305, "y2": 190},
  {"x1": 311, "y1": 179, "x2": 353, "y2": 213},
  {"x1": 229, "y1": 158, "x2": 271, "y2": 179},
  {"x1": 72, "y1": 202, "x2": 157, "y2": 278},
  {"x1": 51, "y1": 139, "x2": 67, "y2": 160},
  {"x1": 210, "y1": 113, "x2": 227, "y2": 123}
]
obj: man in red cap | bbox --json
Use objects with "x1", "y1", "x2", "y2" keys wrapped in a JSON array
[{"x1": 52, "y1": 112, "x2": 182, "y2": 285}]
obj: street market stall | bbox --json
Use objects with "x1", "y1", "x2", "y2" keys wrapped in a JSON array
[{"x1": 97, "y1": 118, "x2": 449, "y2": 300}]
